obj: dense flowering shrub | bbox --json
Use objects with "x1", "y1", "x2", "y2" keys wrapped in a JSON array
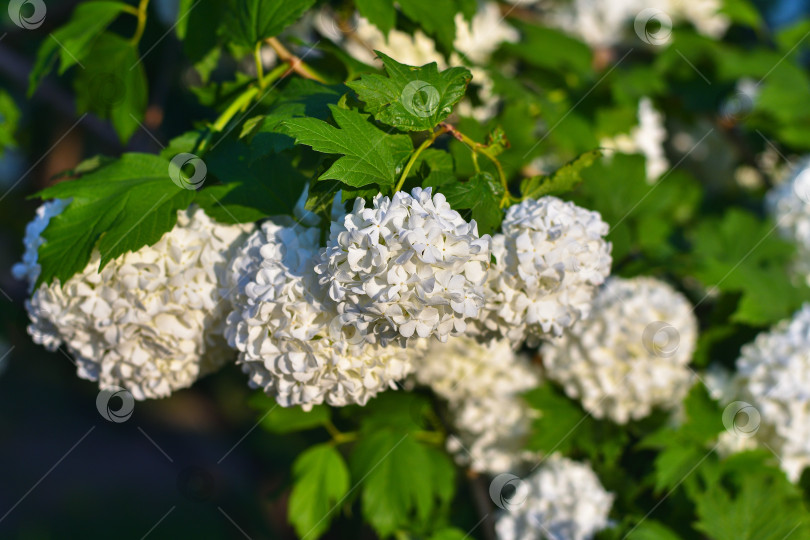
[
  {"x1": 14, "y1": 204, "x2": 250, "y2": 399},
  {"x1": 495, "y1": 454, "x2": 614, "y2": 540},
  {"x1": 8, "y1": 0, "x2": 810, "y2": 537},
  {"x1": 541, "y1": 277, "x2": 698, "y2": 424}
]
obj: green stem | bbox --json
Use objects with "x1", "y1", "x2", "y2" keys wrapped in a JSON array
[
  {"x1": 254, "y1": 42, "x2": 265, "y2": 88},
  {"x1": 129, "y1": 0, "x2": 150, "y2": 45},
  {"x1": 452, "y1": 128, "x2": 512, "y2": 207},
  {"x1": 414, "y1": 430, "x2": 444, "y2": 446},
  {"x1": 394, "y1": 125, "x2": 449, "y2": 192},
  {"x1": 195, "y1": 62, "x2": 288, "y2": 154}
]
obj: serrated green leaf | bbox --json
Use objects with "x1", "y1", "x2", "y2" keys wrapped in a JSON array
[
  {"x1": 520, "y1": 149, "x2": 602, "y2": 200},
  {"x1": 34, "y1": 153, "x2": 194, "y2": 287},
  {"x1": 283, "y1": 105, "x2": 413, "y2": 187},
  {"x1": 222, "y1": 0, "x2": 317, "y2": 47},
  {"x1": 693, "y1": 461, "x2": 810, "y2": 540},
  {"x1": 350, "y1": 429, "x2": 455, "y2": 537},
  {"x1": 73, "y1": 33, "x2": 148, "y2": 143},
  {"x1": 197, "y1": 139, "x2": 306, "y2": 222},
  {"x1": 347, "y1": 52, "x2": 471, "y2": 132},
  {"x1": 28, "y1": 1, "x2": 127, "y2": 95},
  {"x1": 690, "y1": 209, "x2": 809, "y2": 325},
  {"x1": 288, "y1": 444, "x2": 350, "y2": 539},
  {"x1": 176, "y1": 0, "x2": 223, "y2": 80},
  {"x1": 241, "y1": 79, "x2": 344, "y2": 156},
  {"x1": 441, "y1": 172, "x2": 503, "y2": 234}
]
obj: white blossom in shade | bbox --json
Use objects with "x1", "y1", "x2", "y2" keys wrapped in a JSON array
[
  {"x1": 546, "y1": 0, "x2": 728, "y2": 49},
  {"x1": 724, "y1": 305, "x2": 810, "y2": 482},
  {"x1": 541, "y1": 277, "x2": 698, "y2": 424},
  {"x1": 600, "y1": 97, "x2": 669, "y2": 183},
  {"x1": 414, "y1": 336, "x2": 541, "y2": 474},
  {"x1": 495, "y1": 454, "x2": 614, "y2": 540},
  {"x1": 12, "y1": 199, "x2": 71, "y2": 290},
  {"x1": 224, "y1": 219, "x2": 423, "y2": 410},
  {"x1": 473, "y1": 196, "x2": 611, "y2": 345},
  {"x1": 316, "y1": 187, "x2": 491, "y2": 346},
  {"x1": 453, "y1": 3, "x2": 519, "y2": 65},
  {"x1": 766, "y1": 158, "x2": 810, "y2": 286},
  {"x1": 14, "y1": 204, "x2": 252, "y2": 400}
]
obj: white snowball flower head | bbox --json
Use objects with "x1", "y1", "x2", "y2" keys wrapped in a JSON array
[
  {"x1": 13, "y1": 203, "x2": 251, "y2": 400},
  {"x1": 475, "y1": 196, "x2": 611, "y2": 344},
  {"x1": 495, "y1": 454, "x2": 614, "y2": 540},
  {"x1": 414, "y1": 337, "x2": 541, "y2": 474},
  {"x1": 317, "y1": 187, "x2": 491, "y2": 346},
  {"x1": 225, "y1": 219, "x2": 422, "y2": 410},
  {"x1": 766, "y1": 157, "x2": 810, "y2": 285},
  {"x1": 729, "y1": 304, "x2": 810, "y2": 482},
  {"x1": 542, "y1": 277, "x2": 698, "y2": 424}
]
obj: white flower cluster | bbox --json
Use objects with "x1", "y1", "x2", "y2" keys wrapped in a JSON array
[
  {"x1": 722, "y1": 305, "x2": 810, "y2": 482},
  {"x1": 541, "y1": 277, "x2": 698, "y2": 424},
  {"x1": 766, "y1": 158, "x2": 810, "y2": 286},
  {"x1": 317, "y1": 187, "x2": 491, "y2": 346},
  {"x1": 601, "y1": 97, "x2": 669, "y2": 183},
  {"x1": 414, "y1": 336, "x2": 541, "y2": 474},
  {"x1": 495, "y1": 454, "x2": 614, "y2": 540},
  {"x1": 14, "y1": 203, "x2": 251, "y2": 400},
  {"x1": 224, "y1": 218, "x2": 422, "y2": 410},
  {"x1": 474, "y1": 196, "x2": 612, "y2": 345},
  {"x1": 317, "y1": 3, "x2": 518, "y2": 120},
  {"x1": 547, "y1": 0, "x2": 729, "y2": 49}
]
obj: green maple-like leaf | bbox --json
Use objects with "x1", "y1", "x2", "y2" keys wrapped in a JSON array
[
  {"x1": 283, "y1": 105, "x2": 413, "y2": 187},
  {"x1": 34, "y1": 153, "x2": 194, "y2": 287},
  {"x1": 350, "y1": 429, "x2": 455, "y2": 537},
  {"x1": 439, "y1": 172, "x2": 504, "y2": 234},
  {"x1": 288, "y1": 444, "x2": 350, "y2": 540},
  {"x1": 347, "y1": 52, "x2": 472, "y2": 132},
  {"x1": 28, "y1": 1, "x2": 127, "y2": 94},
  {"x1": 73, "y1": 33, "x2": 148, "y2": 143}
]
